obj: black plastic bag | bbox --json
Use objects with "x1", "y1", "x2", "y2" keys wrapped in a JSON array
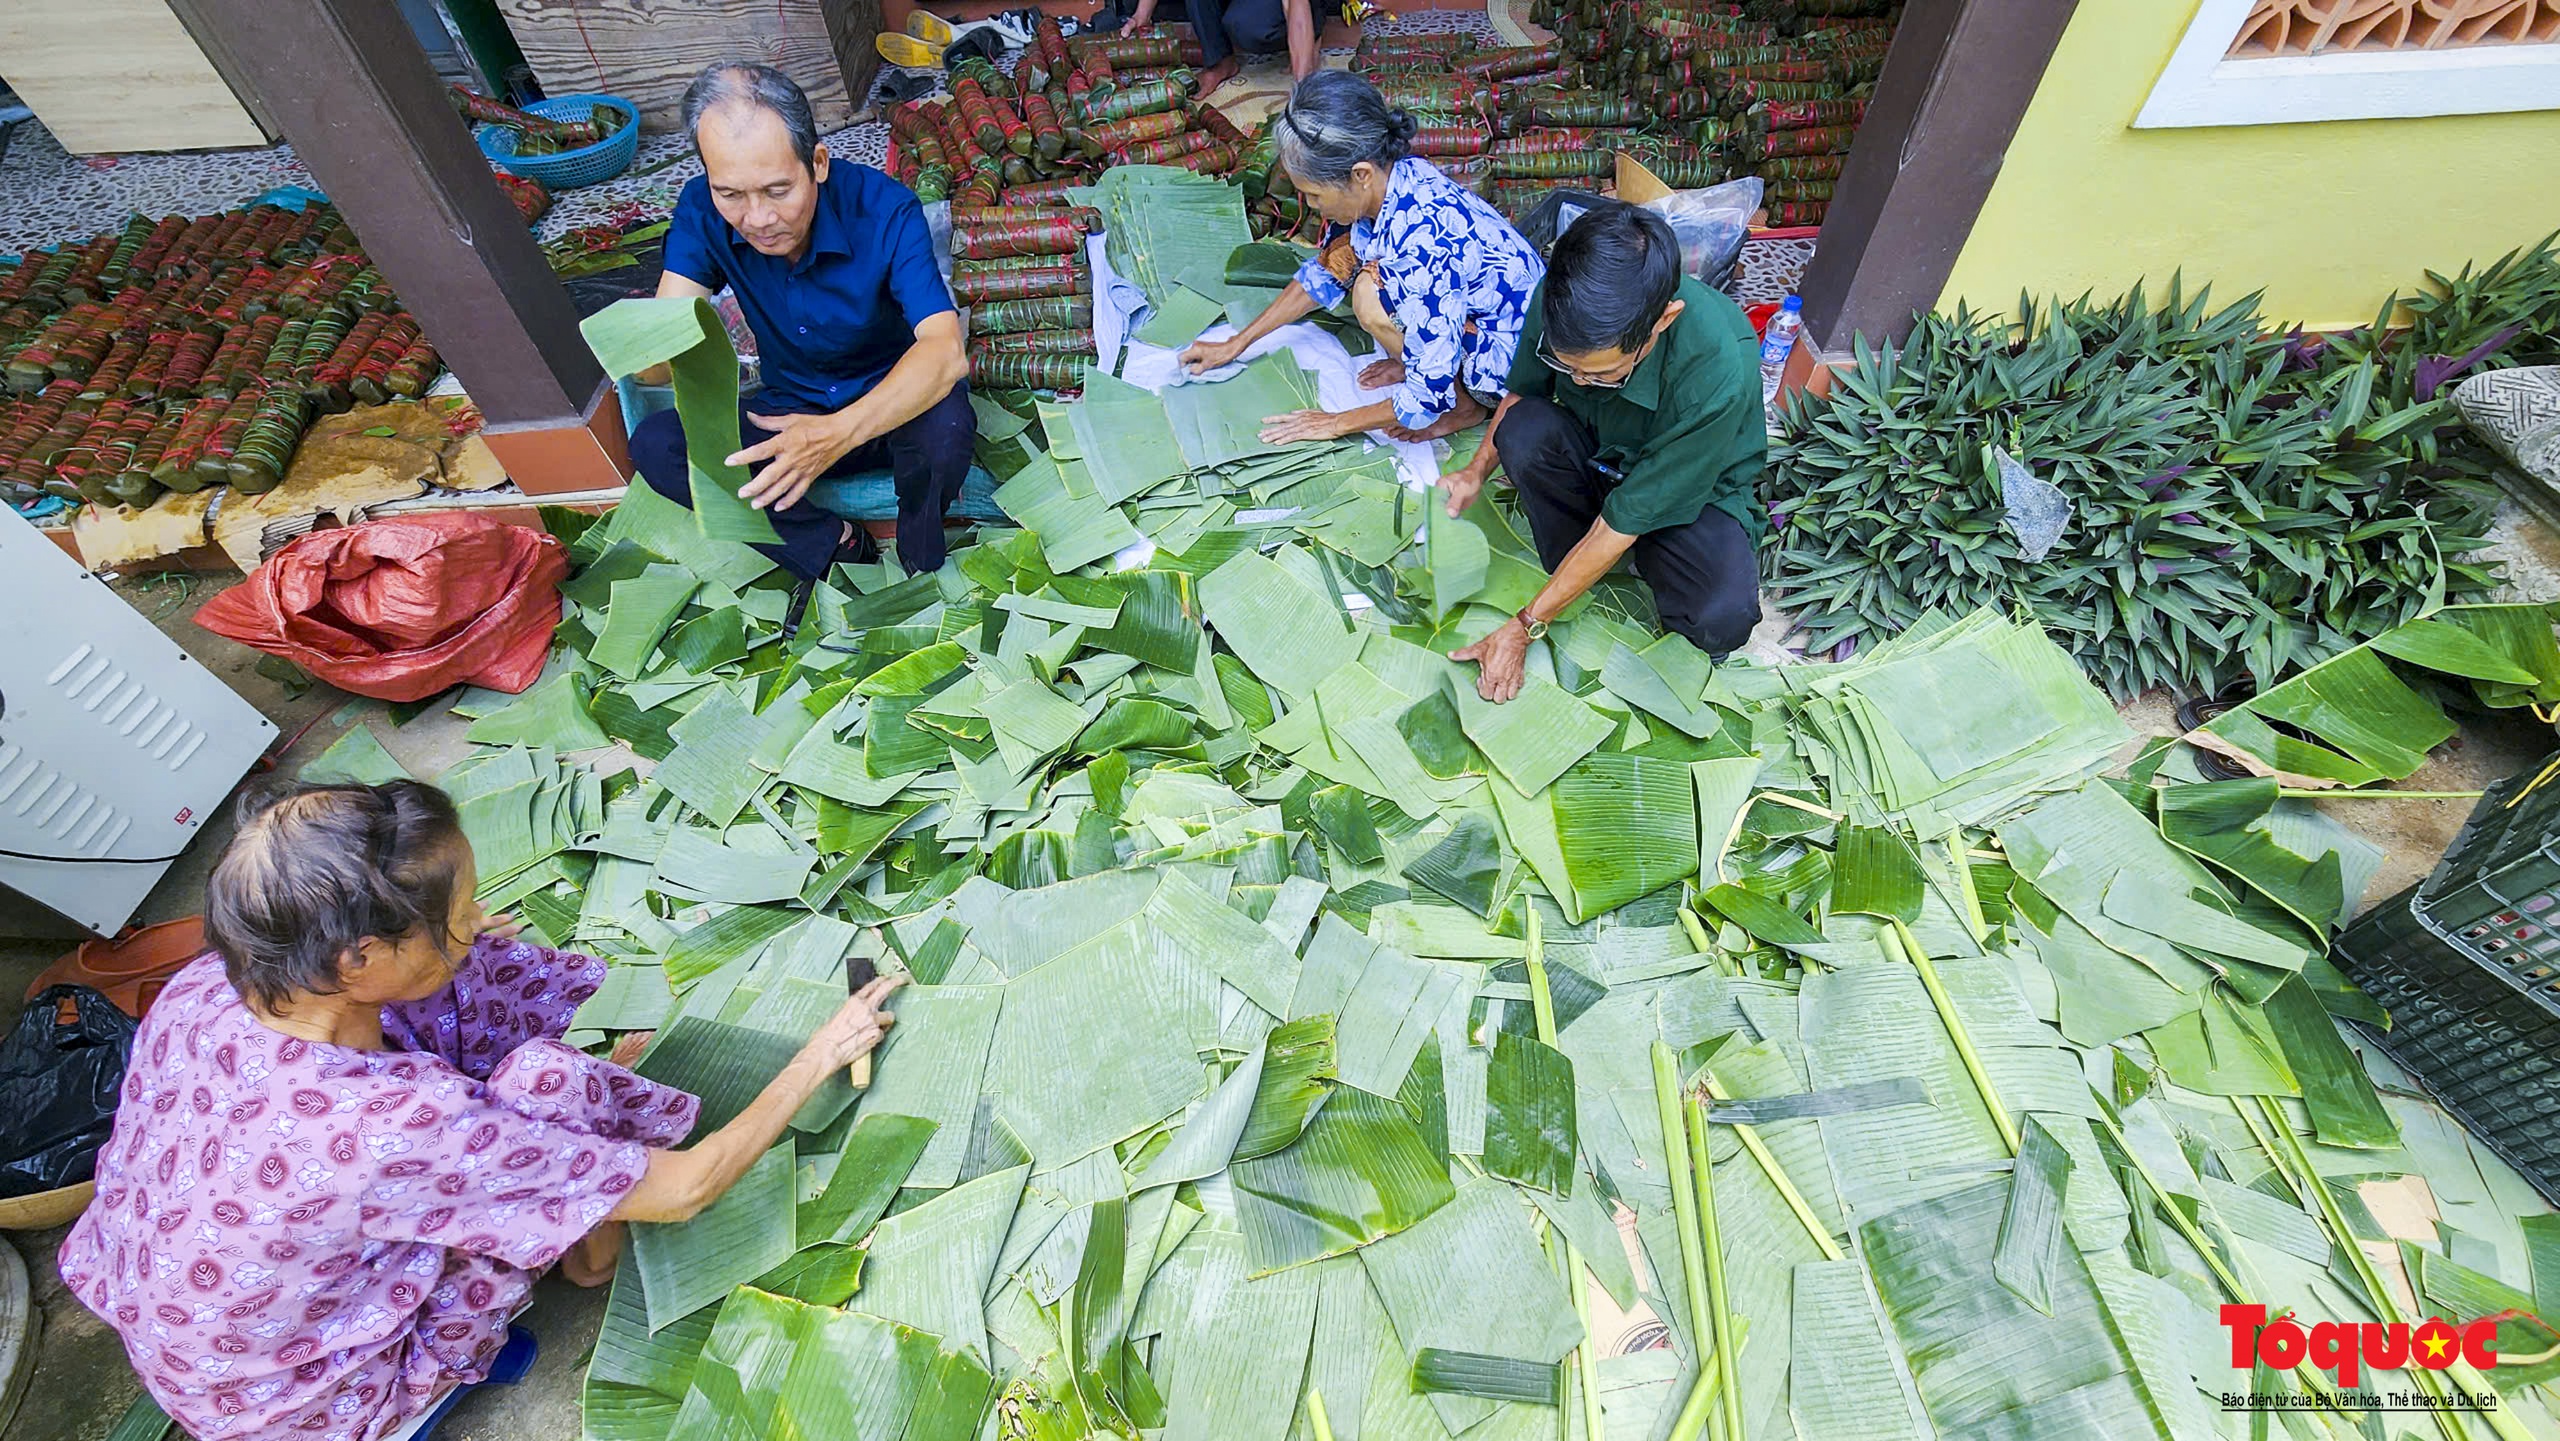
[{"x1": 0, "y1": 986, "x2": 136, "y2": 1198}]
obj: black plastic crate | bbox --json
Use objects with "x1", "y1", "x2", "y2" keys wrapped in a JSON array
[
  {"x1": 2334, "y1": 874, "x2": 2560, "y2": 1206},
  {"x1": 2419, "y1": 757, "x2": 2560, "y2": 936}
]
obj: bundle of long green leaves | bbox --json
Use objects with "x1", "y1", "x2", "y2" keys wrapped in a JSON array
[{"x1": 1765, "y1": 237, "x2": 2560, "y2": 698}]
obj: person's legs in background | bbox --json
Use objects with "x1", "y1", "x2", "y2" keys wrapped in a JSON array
[
  {"x1": 877, "y1": 381, "x2": 977, "y2": 574},
  {"x1": 1488, "y1": 394, "x2": 1608, "y2": 572},
  {"x1": 1632, "y1": 508, "x2": 1761, "y2": 659},
  {"x1": 627, "y1": 401, "x2": 849, "y2": 579},
  {"x1": 1180, "y1": 0, "x2": 1244, "y2": 89}
]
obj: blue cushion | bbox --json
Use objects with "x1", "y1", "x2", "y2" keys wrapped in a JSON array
[{"x1": 615, "y1": 376, "x2": 1011, "y2": 525}]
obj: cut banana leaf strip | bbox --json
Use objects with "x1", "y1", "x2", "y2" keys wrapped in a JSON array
[
  {"x1": 1482, "y1": 1031, "x2": 1576, "y2": 1196},
  {"x1": 1701, "y1": 1077, "x2": 1932, "y2": 1125},
  {"x1": 1700, "y1": 884, "x2": 1825, "y2": 947},
  {"x1": 753, "y1": 1244, "x2": 867, "y2": 1307},
  {"x1": 1402, "y1": 814, "x2": 1505, "y2": 917},
  {"x1": 593, "y1": 1256, "x2": 718, "y2": 1396},
  {"x1": 632, "y1": 1142, "x2": 797, "y2": 1331},
  {"x1": 663, "y1": 905, "x2": 800, "y2": 989},
  {"x1": 1201, "y1": 546, "x2": 1362, "y2": 702},
  {"x1": 1552, "y1": 754, "x2": 1698, "y2": 918},
  {"x1": 2258, "y1": 976, "x2": 2400, "y2": 1150},
  {"x1": 987, "y1": 918, "x2": 1220, "y2": 1168},
  {"x1": 467, "y1": 671, "x2": 610, "y2": 750},
  {"x1": 1830, "y1": 826, "x2": 1926, "y2": 923},
  {"x1": 1990, "y1": 1116, "x2": 2073, "y2": 1316},
  {"x1": 2097, "y1": 871, "x2": 2310, "y2": 970},
  {"x1": 591, "y1": 568, "x2": 699, "y2": 680},
  {"x1": 1231, "y1": 1085, "x2": 1456, "y2": 1274},
  {"x1": 581, "y1": 297, "x2": 780, "y2": 544},
  {"x1": 1237, "y1": 1013, "x2": 1339, "y2": 1161},
  {"x1": 1409, "y1": 1349, "x2": 1560, "y2": 1405},
  {"x1": 800, "y1": 1113, "x2": 940, "y2": 1247},
  {"x1": 1528, "y1": 1174, "x2": 1638, "y2": 1310}
]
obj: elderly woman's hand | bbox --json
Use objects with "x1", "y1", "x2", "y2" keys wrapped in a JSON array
[{"x1": 805, "y1": 974, "x2": 905, "y2": 1070}]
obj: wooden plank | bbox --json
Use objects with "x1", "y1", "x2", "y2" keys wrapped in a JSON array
[
  {"x1": 495, "y1": 0, "x2": 860, "y2": 133},
  {"x1": 0, "y1": 0, "x2": 265, "y2": 154}
]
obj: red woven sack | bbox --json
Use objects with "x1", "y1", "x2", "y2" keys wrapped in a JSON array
[{"x1": 193, "y1": 513, "x2": 568, "y2": 701}]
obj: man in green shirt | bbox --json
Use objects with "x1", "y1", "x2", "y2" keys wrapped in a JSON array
[{"x1": 1440, "y1": 201, "x2": 1767, "y2": 701}]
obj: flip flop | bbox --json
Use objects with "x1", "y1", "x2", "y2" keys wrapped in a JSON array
[
  {"x1": 875, "y1": 32, "x2": 946, "y2": 68},
  {"x1": 904, "y1": 9, "x2": 957, "y2": 44}
]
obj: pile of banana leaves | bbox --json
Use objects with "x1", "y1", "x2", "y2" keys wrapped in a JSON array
[{"x1": 313, "y1": 375, "x2": 2560, "y2": 1441}]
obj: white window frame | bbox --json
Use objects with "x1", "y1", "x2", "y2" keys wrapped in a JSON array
[{"x1": 2135, "y1": 0, "x2": 2560, "y2": 129}]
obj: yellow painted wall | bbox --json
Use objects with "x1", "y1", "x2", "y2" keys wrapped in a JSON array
[{"x1": 1937, "y1": 0, "x2": 2560, "y2": 329}]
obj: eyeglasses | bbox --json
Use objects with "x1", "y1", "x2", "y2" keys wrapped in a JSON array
[{"x1": 1538, "y1": 330, "x2": 1656, "y2": 389}]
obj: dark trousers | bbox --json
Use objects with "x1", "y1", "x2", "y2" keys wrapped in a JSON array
[
  {"x1": 1185, "y1": 0, "x2": 1288, "y2": 66},
  {"x1": 1494, "y1": 395, "x2": 1762, "y2": 659},
  {"x1": 630, "y1": 382, "x2": 976, "y2": 579}
]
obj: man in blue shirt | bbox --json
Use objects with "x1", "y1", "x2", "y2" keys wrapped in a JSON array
[{"x1": 634, "y1": 63, "x2": 971, "y2": 578}]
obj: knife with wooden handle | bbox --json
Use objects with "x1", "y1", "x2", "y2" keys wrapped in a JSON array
[{"x1": 845, "y1": 954, "x2": 878, "y2": 1089}]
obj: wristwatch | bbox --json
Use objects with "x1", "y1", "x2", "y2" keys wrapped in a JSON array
[{"x1": 1515, "y1": 607, "x2": 1549, "y2": 642}]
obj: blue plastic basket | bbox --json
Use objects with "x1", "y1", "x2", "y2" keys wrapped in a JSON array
[{"x1": 476, "y1": 94, "x2": 639, "y2": 189}]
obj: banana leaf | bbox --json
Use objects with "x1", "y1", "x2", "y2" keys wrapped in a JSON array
[
  {"x1": 1481, "y1": 1031, "x2": 1575, "y2": 1196},
  {"x1": 986, "y1": 917, "x2": 1220, "y2": 1167},
  {"x1": 668, "y1": 1286, "x2": 995, "y2": 1440},
  {"x1": 800, "y1": 1113, "x2": 940, "y2": 1247},
  {"x1": 591, "y1": 568, "x2": 700, "y2": 680},
  {"x1": 1451, "y1": 675, "x2": 1613, "y2": 797},
  {"x1": 1402, "y1": 814, "x2": 1504, "y2": 916},
  {"x1": 853, "y1": 985, "x2": 1003, "y2": 1189},
  {"x1": 848, "y1": 1163, "x2": 1027, "y2": 1359},
  {"x1": 299, "y1": 721, "x2": 414, "y2": 784},
  {"x1": 1360, "y1": 1177, "x2": 1583, "y2": 1433},
  {"x1": 1409, "y1": 1350, "x2": 1559, "y2": 1404},
  {"x1": 466, "y1": 671, "x2": 610, "y2": 750},
  {"x1": 1157, "y1": 1230, "x2": 1321, "y2": 1441},
  {"x1": 1202, "y1": 546, "x2": 1363, "y2": 702},
  {"x1": 654, "y1": 684, "x2": 780, "y2": 827},
  {"x1": 1238, "y1": 1013, "x2": 1340, "y2": 1161},
  {"x1": 1862, "y1": 1178, "x2": 2177, "y2": 1439},
  {"x1": 1788, "y1": 1258, "x2": 1929, "y2": 1441},
  {"x1": 1231, "y1": 1085, "x2": 1456, "y2": 1274},
  {"x1": 753, "y1": 1244, "x2": 866, "y2": 1306},
  {"x1": 632, "y1": 1142, "x2": 798, "y2": 1331}
]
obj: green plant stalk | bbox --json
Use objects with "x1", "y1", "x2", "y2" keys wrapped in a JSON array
[
  {"x1": 2091, "y1": 1108, "x2": 2358, "y2": 1425},
  {"x1": 1685, "y1": 1095, "x2": 1747, "y2": 1441},
  {"x1": 1530, "y1": 914, "x2": 1605, "y2": 1441},
  {"x1": 1700, "y1": 1071, "x2": 1843, "y2": 1262},
  {"x1": 2253, "y1": 1097, "x2": 2523, "y2": 1441},
  {"x1": 1886, "y1": 920, "x2": 2021, "y2": 1154},
  {"x1": 1307, "y1": 1386, "x2": 1336, "y2": 1441},
  {"x1": 1661, "y1": 1347, "x2": 1728, "y2": 1441},
  {"x1": 1651, "y1": 1043, "x2": 1717, "y2": 1375}
]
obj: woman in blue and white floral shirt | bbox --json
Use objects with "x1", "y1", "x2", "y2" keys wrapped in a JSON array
[{"x1": 1181, "y1": 71, "x2": 1544, "y2": 445}]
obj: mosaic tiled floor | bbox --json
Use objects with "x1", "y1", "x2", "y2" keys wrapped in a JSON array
[{"x1": 0, "y1": 2, "x2": 1808, "y2": 301}]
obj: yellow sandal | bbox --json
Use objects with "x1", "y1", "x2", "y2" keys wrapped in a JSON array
[{"x1": 874, "y1": 31, "x2": 946, "y2": 68}]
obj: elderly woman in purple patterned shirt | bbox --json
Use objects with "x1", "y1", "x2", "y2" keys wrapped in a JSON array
[
  {"x1": 1181, "y1": 69, "x2": 1544, "y2": 446},
  {"x1": 59, "y1": 780, "x2": 900, "y2": 1441}
]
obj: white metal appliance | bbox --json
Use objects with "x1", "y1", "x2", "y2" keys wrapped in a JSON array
[{"x1": 0, "y1": 507, "x2": 275, "y2": 934}]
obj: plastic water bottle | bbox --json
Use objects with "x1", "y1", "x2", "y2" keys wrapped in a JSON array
[{"x1": 1759, "y1": 295, "x2": 1803, "y2": 405}]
